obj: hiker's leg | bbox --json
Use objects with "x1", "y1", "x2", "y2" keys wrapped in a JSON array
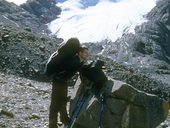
[
  {"x1": 59, "y1": 85, "x2": 70, "y2": 124},
  {"x1": 49, "y1": 83, "x2": 60, "y2": 128}
]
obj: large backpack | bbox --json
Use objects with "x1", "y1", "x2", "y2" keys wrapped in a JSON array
[
  {"x1": 81, "y1": 60, "x2": 108, "y2": 90},
  {"x1": 45, "y1": 38, "x2": 80, "y2": 77}
]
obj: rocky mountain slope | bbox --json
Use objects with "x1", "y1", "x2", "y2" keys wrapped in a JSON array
[
  {"x1": 0, "y1": 0, "x2": 62, "y2": 80},
  {"x1": 0, "y1": 0, "x2": 169, "y2": 101},
  {"x1": 0, "y1": 0, "x2": 61, "y2": 33},
  {"x1": 21, "y1": 0, "x2": 61, "y2": 24},
  {"x1": 0, "y1": 24, "x2": 63, "y2": 80},
  {"x1": 0, "y1": 73, "x2": 169, "y2": 128},
  {"x1": 86, "y1": 0, "x2": 170, "y2": 101},
  {"x1": 0, "y1": 0, "x2": 170, "y2": 127}
]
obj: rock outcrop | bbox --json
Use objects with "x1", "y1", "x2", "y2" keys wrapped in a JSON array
[
  {"x1": 70, "y1": 77, "x2": 169, "y2": 128},
  {"x1": 0, "y1": 0, "x2": 61, "y2": 33},
  {"x1": 21, "y1": 0, "x2": 61, "y2": 23},
  {"x1": 0, "y1": 0, "x2": 49, "y2": 33}
]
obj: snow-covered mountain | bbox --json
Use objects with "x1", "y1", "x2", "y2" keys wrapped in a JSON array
[
  {"x1": 5, "y1": 0, "x2": 157, "y2": 43},
  {"x1": 48, "y1": 0, "x2": 157, "y2": 43}
]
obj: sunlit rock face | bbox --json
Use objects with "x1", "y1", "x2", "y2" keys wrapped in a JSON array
[{"x1": 70, "y1": 77, "x2": 169, "y2": 128}]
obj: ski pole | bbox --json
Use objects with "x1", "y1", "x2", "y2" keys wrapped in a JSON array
[
  {"x1": 67, "y1": 89, "x2": 90, "y2": 128},
  {"x1": 99, "y1": 94, "x2": 104, "y2": 128}
]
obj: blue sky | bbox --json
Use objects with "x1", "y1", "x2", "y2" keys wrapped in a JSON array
[{"x1": 56, "y1": 0, "x2": 66, "y2": 3}]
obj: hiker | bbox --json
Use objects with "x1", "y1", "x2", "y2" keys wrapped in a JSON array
[
  {"x1": 46, "y1": 38, "x2": 89, "y2": 128},
  {"x1": 67, "y1": 60, "x2": 109, "y2": 128}
]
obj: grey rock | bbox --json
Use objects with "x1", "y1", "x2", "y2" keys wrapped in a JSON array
[
  {"x1": 26, "y1": 82, "x2": 34, "y2": 88},
  {"x1": 24, "y1": 27, "x2": 32, "y2": 32},
  {"x1": 2, "y1": 34, "x2": 9, "y2": 42},
  {"x1": 39, "y1": 45, "x2": 45, "y2": 51},
  {"x1": 0, "y1": 109, "x2": 14, "y2": 118},
  {"x1": 25, "y1": 113, "x2": 41, "y2": 120},
  {"x1": 71, "y1": 78, "x2": 169, "y2": 128}
]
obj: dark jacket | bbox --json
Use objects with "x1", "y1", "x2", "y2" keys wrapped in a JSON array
[{"x1": 53, "y1": 54, "x2": 83, "y2": 83}]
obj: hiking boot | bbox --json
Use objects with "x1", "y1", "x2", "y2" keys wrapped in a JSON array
[
  {"x1": 57, "y1": 121, "x2": 63, "y2": 126},
  {"x1": 62, "y1": 117, "x2": 70, "y2": 125},
  {"x1": 49, "y1": 123, "x2": 58, "y2": 128}
]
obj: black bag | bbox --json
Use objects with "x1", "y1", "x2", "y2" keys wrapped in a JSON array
[
  {"x1": 81, "y1": 60, "x2": 108, "y2": 90},
  {"x1": 45, "y1": 38, "x2": 80, "y2": 77}
]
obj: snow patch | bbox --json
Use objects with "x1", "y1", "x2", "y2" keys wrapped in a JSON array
[{"x1": 48, "y1": 0, "x2": 156, "y2": 43}]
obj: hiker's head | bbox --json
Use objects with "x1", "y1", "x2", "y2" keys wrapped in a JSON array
[
  {"x1": 59, "y1": 37, "x2": 81, "y2": 55},
  {"x1": 79, "y1": 46, "x2": 89, "y2": 62},
  {"x1": 66, "y1": 37, "x2": 80, "y2": 49},
  {"x1": 66, "y1": 37, "x2": 80, "y2": 44}
]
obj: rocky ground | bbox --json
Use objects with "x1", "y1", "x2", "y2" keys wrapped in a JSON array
[
  {"x1": 0, "y1": 72, "x2": 74, "y2": 128},
  {"x1": 0, "y1": 73, "x2": 51, "y2": 128},
  {"x1": 0, "y1": 72, "x2": 169, "y2": 128}
]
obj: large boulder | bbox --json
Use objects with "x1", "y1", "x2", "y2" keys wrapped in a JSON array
[{"x1": 69, "y1": 77, "x2": 169, "y2": 128}]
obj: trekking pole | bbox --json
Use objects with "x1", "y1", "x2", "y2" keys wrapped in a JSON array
[
  {"x1": 99, "y1": 94, "x2": 104, "y2": 128},
  {"x1": 70, "y1": 86, "x2": 88, "y2": 119},
  {"x1": 66, "y1": 88, "x2": 90, "y2": 128},
  {"x1": 69, "y1": 98, "x2": 85, "y2": 128},
  {"x1": 70, "y1": 96, "x2": 86, "y2": 128}
]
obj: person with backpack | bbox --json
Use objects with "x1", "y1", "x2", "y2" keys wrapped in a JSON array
[
  {"x1": 67, "y1": 60, "x2": 109, "y2": 128},
  {"x1": 46, "y1": 38, "x2": 89, "y2": 128}
]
